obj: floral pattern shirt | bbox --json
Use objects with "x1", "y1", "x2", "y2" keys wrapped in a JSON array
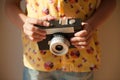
[{"x1": 23, "y1": 0, "x2": 101, "y2": 72}]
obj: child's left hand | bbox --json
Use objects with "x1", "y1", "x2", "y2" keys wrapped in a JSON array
[{"x1": 70, "y1": 22, "x2": 95, "y2": 49}]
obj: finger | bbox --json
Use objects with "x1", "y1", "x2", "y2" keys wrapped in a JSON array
[
  {"x1": 73, "y1": 43, "x2": 88, "y2": 49},
  {"x1": 40, "y1": 15, "x2": 56, "y2": 21},
  {"x1": 72, "y1": 41, "x2": 88, "y2": 46},
  {"x1": 74, "y1": 30, "x2": 88, "y2": 37},
  {"x1": 23, "y1": 26, "x2": 34, "y2": 36},
  {"x1": 23, "y1": 23, "x2": 35, "y2": 32},
  {"x1": 75, "y1": 45, "x2": 86, "y2": 49},
  {"x1": 24, "y1": 23, "x2": 47, "y2": 35},
  {"x1": 28, "y1": 36, "x2": 45, "y2": 42},
  {"x1": 31, "y1": 26, "x2": 47, "y2": 35},
  {"x1": 62, "y1": 17, "x2": 73, "y2": 19},
  {"x1": 27, "y1": 32, "x2": 46, "y2": 42},
  {"x1": 26, "y1": 18, "x2": 50, "y2": 27},
  {"x1": 71, "y1": 35, "x2": 92, "y2": 48},
  {"x1": 31, "y1": 33, "x2": 46, "y2": 39},
  {"x1": 24, "y1": 27, "x2": 46, "y2": 39},
  {"x1": 86, "y1": 35, "x2": 93, "y2": 45},
  {"x1": 70, "y1": 37, "x2": 87, "y2": 42},
  {"x1": 26, "y1": 18, "x2": 39, "y2": 24}
]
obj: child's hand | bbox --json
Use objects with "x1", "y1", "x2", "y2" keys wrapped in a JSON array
[
  {"x1": 70, "y1": 22, "x2": 95, "y2": 49},
  {"x1": 23, "y1": 15, "x2": 55, "y2": 42}
]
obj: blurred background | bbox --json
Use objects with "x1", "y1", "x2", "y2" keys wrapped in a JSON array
[{"x1": 0, "y1": 0, "x2": 120, "y2": 80}]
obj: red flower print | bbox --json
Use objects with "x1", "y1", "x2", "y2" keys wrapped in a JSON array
[
  {"x1": 33, "y1": 50, "x2": 37, "y2": 54},
  {"x1": 78, "y1": 64, "x2": 83, "y2": 68},
  {"x1": 65, "y1": 54, "x2": 70, "y2": 59},
  {"x1": 95, "y1": 55, "x2": 100, "y2": 62},
  {"x1": 37, "y1": 57, "x2": 41, "y2": 61},
  {"x1": 86, "y1": 47, "x2": 94, "y2": 54},
  {"x1": 35, "y1": 2, "x2": 39, "y2": 6},
  {"x1": 55, "y1": 6, "x2": 60, "y2": 12},
  {"x1": 69, "y1": 0, "x2": 78, "y2": 3},
  {"x1": 72, "y1": 60, "x2": 75, "y2": 63},
  {"x1": 95, "y1": 41, "x2": 99, "y2": 46},
  {"x1": 76, "y1": 9, "x2": 80, "y2": 14},
  {"x1": 36, "y1": 64, "x2": 40, "y2": 67},
  {"x1": 82, "y1": 57, "x2": 87, "y2": 63},
  {"x1": 89, "y1": 65, "x2": 97, "y2": 71},
  {"x1": 89, "y1": 3, "x2": 93, "y2": 11},
  {"x1": 42, "y1": 8, "x2": 49, "y2": 15},
  {"x1": 44, "y1": 62, "x2": 54, "y2": 70},
  {"x1": 70, "y1": 50, "x2": 80, "y2": 58},
  {"x1": 60, "y1": 14, "x2": 66, "y2": 18},
  {"x1": 70, "y1": 4, "x2": 74, "y2": 8},
  {"x1": 40, "y1": 50, "x2": 47, "y2": 55}
]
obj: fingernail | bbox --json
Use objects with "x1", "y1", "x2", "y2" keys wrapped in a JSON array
[
  {"x1": 43, "y1": 21, "x2": 50, "y2": 27},
  {"x1": 47, "y1": 22, "x2": 50, "y2": 26},
  {"x1": 80, "y1": 46, "x2": 86, "y2": 49}
]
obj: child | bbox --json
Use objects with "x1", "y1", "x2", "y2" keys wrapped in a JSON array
[{"x1": 5, "y1": 0, "x2": 116, "y2": 80}]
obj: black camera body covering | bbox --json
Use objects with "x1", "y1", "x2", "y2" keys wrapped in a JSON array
[{"x1": 35, "y1": 18, "x2": 82, "y2": 55}]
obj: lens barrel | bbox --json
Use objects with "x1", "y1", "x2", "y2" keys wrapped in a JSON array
[{"x1": 49, "y1": 34, "x2": 70, "y2": 56}]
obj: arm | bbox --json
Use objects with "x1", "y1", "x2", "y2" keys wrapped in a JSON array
[
  {"x1": 71, "y1": 0, "x2": 116, "y2": 48},
  {"x1": 5, "y1": 0, "x2": 27, "y2": 30},
  {"x1": 4, "y1": 0, "x2": 54, "y2": 42},
  {"x1": 86, "y1": 0, "x2": 116, "y2": 29}
]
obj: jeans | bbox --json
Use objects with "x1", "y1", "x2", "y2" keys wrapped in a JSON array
[{"x1": 23, "y1": 67, "x2": 93, "y2": 80}]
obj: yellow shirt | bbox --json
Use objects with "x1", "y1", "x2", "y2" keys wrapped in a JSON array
[{"x1": 23, "y1": 0, "x2": 101, "y2": 72}]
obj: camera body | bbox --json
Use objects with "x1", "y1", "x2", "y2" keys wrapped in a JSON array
[{"x1": 36, "y1": 18, "x2": 82, "y2": 56}]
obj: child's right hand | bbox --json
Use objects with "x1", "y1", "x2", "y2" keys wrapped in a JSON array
[{"x1": 23, "y1": 15, "x2": 55, "y2": 42}]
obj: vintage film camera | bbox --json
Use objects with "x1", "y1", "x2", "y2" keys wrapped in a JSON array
[{"x1": 36, "y1": 18, "x2": 82, "y2": 56}]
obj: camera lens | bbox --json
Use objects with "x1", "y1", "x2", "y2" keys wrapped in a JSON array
[{"x1": 55, "y1": 45, "x2": 63, "y2": 51}]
